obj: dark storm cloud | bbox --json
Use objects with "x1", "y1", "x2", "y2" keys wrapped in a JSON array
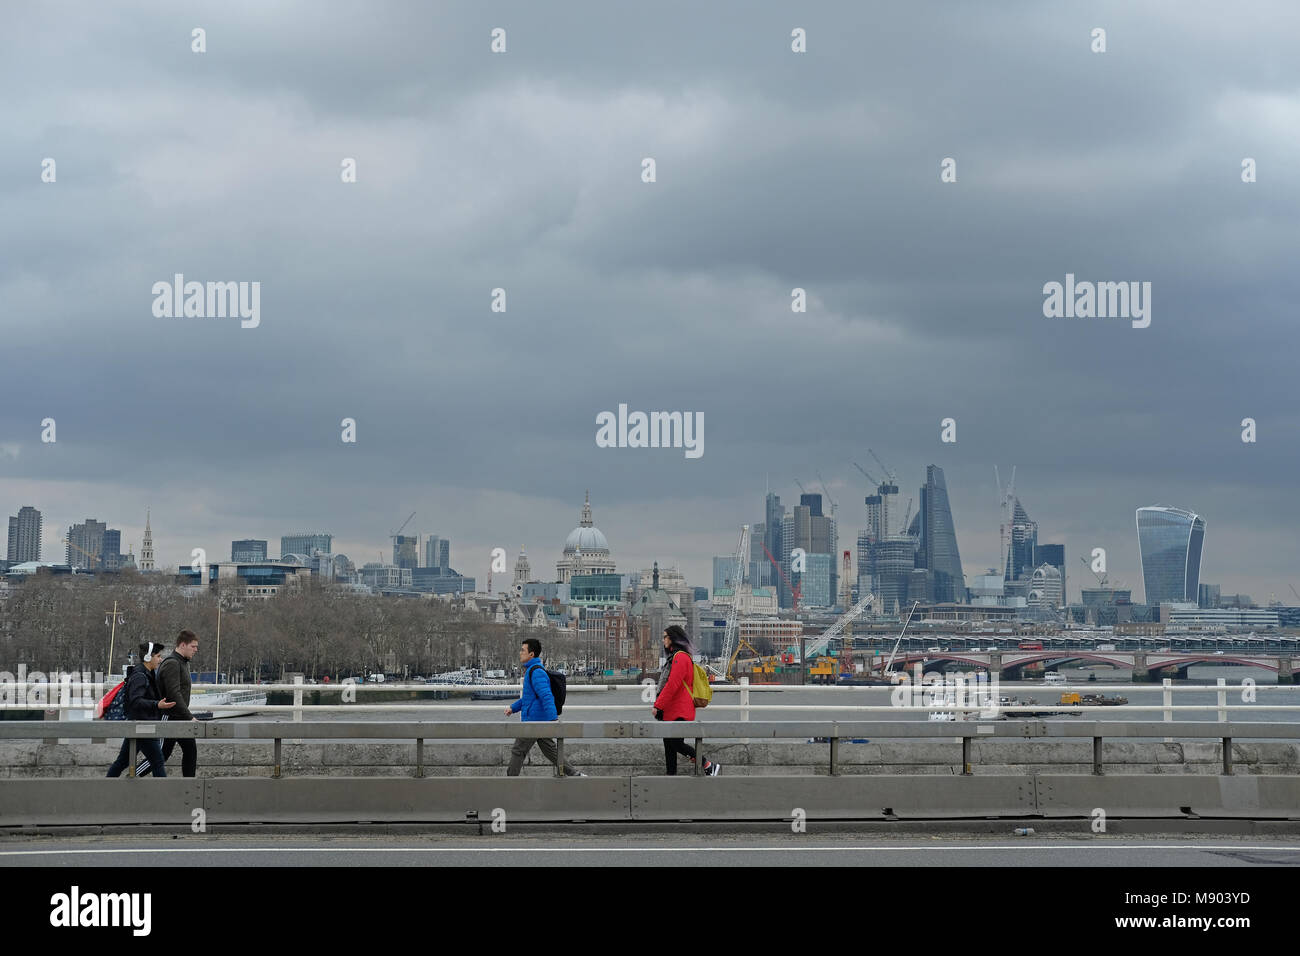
[{"x1": 1, "y1": 1, "x2": 1297, "y2": 600}]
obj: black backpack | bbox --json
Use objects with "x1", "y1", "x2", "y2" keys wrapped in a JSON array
[{"x1": 532, "y1": 665, "x2": 567, "y2": 715}]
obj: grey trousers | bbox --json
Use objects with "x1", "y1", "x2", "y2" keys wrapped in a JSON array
[{"x1": 507, "y1": 737, "x2": 579, "y2": 776}]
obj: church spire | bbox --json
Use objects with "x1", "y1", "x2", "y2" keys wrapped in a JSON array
[{"x1": 140, "y1": 508, "x2": 155, "y2": 572}]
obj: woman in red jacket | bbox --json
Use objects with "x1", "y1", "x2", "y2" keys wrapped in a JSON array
[{"x1": 653, "y1": 625, "x2": 720, "y2": 775}]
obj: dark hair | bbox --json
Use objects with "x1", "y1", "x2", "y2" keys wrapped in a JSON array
[
  {"x1": 664, "y1": 625, "x2": 689, "y2": 649},
  {"x1": 138, "y1": 641, "x2": 167, "y2": 660},
  {"x1": 176, "y1": 629, "x2": 198, "y2": 646},
  {"x1": 523, "y1": 638, "x2": 542, "y2": 658}
]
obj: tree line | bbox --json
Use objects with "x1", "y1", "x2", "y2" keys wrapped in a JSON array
[{"x1": 0, "y1": 573, "x2": 587, "y2": 682}]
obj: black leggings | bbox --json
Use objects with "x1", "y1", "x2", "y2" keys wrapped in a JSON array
[{"x1": 663, "y1": 717, "x2": 697, "y2": 775}]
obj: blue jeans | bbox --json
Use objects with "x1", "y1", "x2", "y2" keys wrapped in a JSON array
[{"x1": 107, "y1": 738, "x2": 166, "y2": 777}]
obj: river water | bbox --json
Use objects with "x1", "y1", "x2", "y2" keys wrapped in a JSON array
[{"x1": 241, "y1": 663, "x2": 1300, "y2": 737}]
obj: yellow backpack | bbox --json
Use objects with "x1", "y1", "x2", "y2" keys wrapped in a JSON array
[{"x1": 686, "y1": 660, "x2": 713, "y2": 708}]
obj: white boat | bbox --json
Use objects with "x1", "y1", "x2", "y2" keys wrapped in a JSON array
[{"x1": 190, "y1": 688, "x2": 268, "y2": 718}]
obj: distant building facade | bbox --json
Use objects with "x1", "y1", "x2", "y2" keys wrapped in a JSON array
[
  {"x1": 7, "y1": 506, "x2": 41, "y2": 563},
  {"x1": 232, "y1": 539, "x2": 268, "y2": 563},
  {"x1": 281, "y1": 533, "x2": 332, "y2": 557},
  {"x1": 1136, "y1": 506, "x2": 1205, "y2": 605}
]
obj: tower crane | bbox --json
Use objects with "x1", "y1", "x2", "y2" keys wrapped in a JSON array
[
  {"x1": 995, "y1": 466, "x2": 1016, "y2": 579},
  {"x1": 389, "y1": 512, "x2": 416, "y2": 550},
  {"x1": 868, "y1": 449, "x2": 899, "y2": 537},
  {"x1": 1079, "y1": 554, "x2": 1108, "y2": 589},
  {"x1": 901, "y1": 497, "x2": 914, "y2": 534},
  {"x1": 804, "y1": 591, "x2": 875, "y2": 659},
  {"x1": 63, "y1": 538, "x2": 100, "y2": 570},
  {"x1": 852, "y1": 461, "x2": 879, "y2": 486},
  {"x1": 762, "y1": 540, "x2": 800, "y2": 611},
  {"x1": 816, "y1": 471, "x2": 838, "y2": 522},
  {"x1": 713, "y1": 525, "x2": 750, "y2": 678}
]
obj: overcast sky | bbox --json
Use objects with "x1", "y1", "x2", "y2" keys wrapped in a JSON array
[{"x1": 2, "y1": 1, "x2": 1298, "y2": 604}]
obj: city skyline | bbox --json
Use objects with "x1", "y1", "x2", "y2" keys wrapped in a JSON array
[{"x1": 0, "y1": 476, "x2": 1273, "y2": 607}]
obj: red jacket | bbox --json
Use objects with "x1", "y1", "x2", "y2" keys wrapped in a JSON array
[{"x1": 654, "y1": 650, "x2": 696, "y2": 721}]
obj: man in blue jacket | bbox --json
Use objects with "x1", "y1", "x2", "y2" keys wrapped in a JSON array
[{"x1": 503, "y1": 638, "x2": 584, "y2": 777}]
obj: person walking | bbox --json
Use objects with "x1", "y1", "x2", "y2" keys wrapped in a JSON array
[
  {"x1": 106, "y1": 642, "x2": 176, "y2": 778},
  {"x1": 654, "y1": 625, "x2": 720, "y2": 776},
  {"x1": 503, "y1": 638, "x2": 584, "y2": 777},
  {"x1": 158, "y1": 629, "x2": 199, "y2": 776}
]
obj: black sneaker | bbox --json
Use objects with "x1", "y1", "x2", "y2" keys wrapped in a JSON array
[{"x1": 706, "y1": 761, "x2": 721, "y2": 776}]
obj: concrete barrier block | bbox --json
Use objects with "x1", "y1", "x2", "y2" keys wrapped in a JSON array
[
  {"x1": 0, "y1": 779, "x2": 204, "y2": 826},
  {"x1": 629, "y1": 775, "x2": 1035, "y2": 821},
  {"x1": 204, "y1": 777, "x2": 631, "y2": 823}
]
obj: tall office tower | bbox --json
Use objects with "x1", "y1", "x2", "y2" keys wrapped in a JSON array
[
  {"x1": 1005, "y1": 499, "x2": 1038, "y2": 582},
  {"x1": 783, "y1": 494, "x2": 837, "y2": 606},
  {"x1": 101, "y1": 529, "x2": 123, "y2": 571},
  {"x1": 1136, "y1": 505, "x2": 1205, "y2": 605},
  {"x1": 232, "y1": 539, "x2": 268, "y2": 563},
  {"x1": 865, "y1": 493, "x2": 883, "y2": 542},
  {"x1": 1198, "y1": 583, "x2": 1221, "y2": 609},
  {"x1": 749, "y1": 521, "x2": 770, "y2": 587},
  {"x1": 393, "y1": 534, "x2": 419, "y2": 570},
  {"x1": 764, "y1": 492, "x2": 786, "y2": 606},
  {"x1": 424, "y1": 535, "x2": 442, "y2": 570},
  {"x1": 711, "y1": 556, "x2": 732, "y2": 595},
  {"x1": 918, "y1": 465, "x2": 965, "y2": 604},
  {"x1": 140, "y1": 511, "x2": 155, "y2": 571},
  {"x1": 66, "y1": 519, "x2": 106, "y2": 568},
  {"x1": 6, "y1": 506, "x2": 42, "y2": 563},
  {"x1": 1034, "y1": 543, "x2": 1066, "y2": 605},
  {"x1": 281, "y1": 533, "x2": 332, "y2": 557}
]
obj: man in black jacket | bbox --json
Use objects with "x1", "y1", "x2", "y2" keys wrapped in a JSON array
[
  {"x1": 159, "y1": 630, "x2": 199, "y2": 776},
  {"x1": 106, "y1": 642, "x2": 176, "y2": 777}
]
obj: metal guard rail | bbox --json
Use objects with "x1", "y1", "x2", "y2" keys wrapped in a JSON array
[{"x1": 3, "y1": 719, "x2": 1297, "y2": 779}]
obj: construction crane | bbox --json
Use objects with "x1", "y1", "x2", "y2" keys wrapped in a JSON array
[
  {"x1": 1079, "y1": 554, "x2": 1109, "y2": 589},
  {"x1": 901, "y1": 497, "x2": 914, "y2": 534},
  {"x1": 816, "y1": 471, "x2": 838, "y2": 522},
  {"x1": 868, "y1": 449, "x2": 896, "y2": 484},
  {"x1": 762, "y1": 540, "x2": 800, "y2": 611},
  {"x1": 713, "y1": 525, "x2": 750, "y2": 678},
  {"x1": 63, "y1": 538, "x2": 99, "y2": 570},
  {"x1": 868, "y1": 449, "x2": 899, "y2": 537},
  {"x1": 879, "y1": 600, "x2": 920, "y2": 679},
  {"x1": 853, "y1": 461, "x2": 886, "y2": 542},
  {"x1": 793, "y1": 478, "x2": 809, "y2": 496},
  {"x1": 390, "y1": 511, "x2": 416, "y2": 544},
  {"x1": 994, "y1": 465, "x2": 1016, "y2": 579},
  {"x1": 839, "y1": 551, "x2": 856, "y2": 675},
  {"x1": 1289, "y1": 584, "x2": 1300, "y2": 603},
  {"x1": 851, "y1": 461, "x2": 879, "y2": 486},
  {"x1": 804, "y1": 591, "x2": 875, "y2": 659}
]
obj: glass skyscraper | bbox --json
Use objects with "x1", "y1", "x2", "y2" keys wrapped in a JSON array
[
  {"x1": 1136, "y1": 505, "x2": 1205, "y2": 605},
  {"x1": 918, "y1": 465, "x2": 964, "y2": 603}
]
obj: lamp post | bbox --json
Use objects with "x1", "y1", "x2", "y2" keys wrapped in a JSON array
[{"x1": 105, "y1": 601, "x2": 126, "y2": 674}]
